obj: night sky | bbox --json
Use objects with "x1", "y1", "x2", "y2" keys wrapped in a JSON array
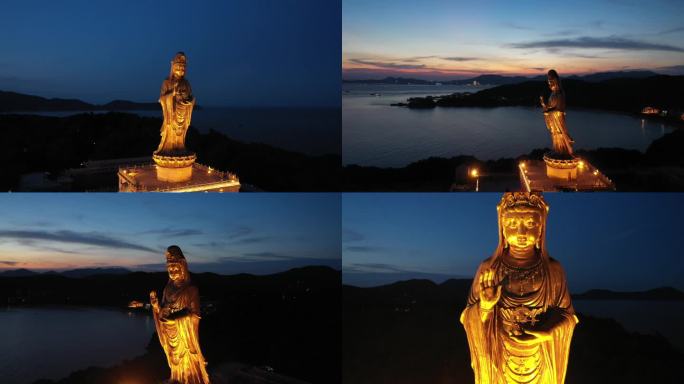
[
  {"x1": 0, "y1": 0, "x2": 340, "y2": 107},
  {"x1": 343, "y1": 193, "x2": 684, "y2": 292},
  {"x1": 0, "y1": 194, "x2": 340, "y2": 275},
  {"x1": 344, "y1": 0, "x2": 684, "y2": 79}
]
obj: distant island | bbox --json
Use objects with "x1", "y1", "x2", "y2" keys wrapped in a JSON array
[
  {"x1": 343, "y1": 70, "x2": 661, "y2": 86},
  {"x1": 344, "y1": 278, "x2": 684, "y2": 384},
  {"x1": 2, "y1": 266, "x2": 341, "y2": 384},
  {"x1": 391, "y1": 75, "x2": 684, "y2": 119}
]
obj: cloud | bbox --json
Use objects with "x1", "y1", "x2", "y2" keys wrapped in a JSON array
[
  {"x1": 342, "y1": 228, "x2": 364, "y2": 243},
  {"x1": 402, "y1": 55, "x2": 437, "y2": 62},
  {"x1": 345, "y1": 245, "x2": 385, "y2": 253},
  {"x1": 0, "y1": 229, "x2": 157, "y2": 253},
  {"x1": 0, "y1": 260, "x2": 19, "y2": 266},
  {"x1": 140, "y1": 227, "x2": 203, "y2": 238},
  {"x1": 232, "y1": 236, "x2": 270, "y2": 245},
  {"x1": 345, "y1": 262, "x2": 408, "y2": 274},
  {"x1": 657, "y1": 26, "x2": 684, "y2": 35},
  {"x1": 502, "y1": 22, "x2": 534, "y2": 31},
  {"x1": 656, "y1": 65, "x2": 684, "y2": 75},
  {"x1": 229, "y1": 252, "x2": 298, "y2": 262},
  {"x1": 349, "y1": 58, "x2": 426, "y2": 70},
  {"x1": 226, "y1": 226, "x2": 253, "y2": 239},
  {"x1": 510, "y1": 36, "x2": 684, "y2": 52},
  {"x1": 16, "y1": 239, "x2": 84, "y2": 255},
  {"x1": 441, "y1": 57, "x2": 479, "y2": 62}
]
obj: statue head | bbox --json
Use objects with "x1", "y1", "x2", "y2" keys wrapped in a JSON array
[
  {"x1": 494, "y1": 192, "x2": 549, "y2": 260},
  {"x1": 165, "y1": 245, "x2": 190, "y2": 285},
  {"x1": 547, "y1": 69, "x2": 562, "y2": 92},
  {"x1": 170, "y1": 52, "x2": 187, "y2": 80}
]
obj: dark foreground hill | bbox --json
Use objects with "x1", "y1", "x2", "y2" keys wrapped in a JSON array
[
  {"x1": 0, "y1": 112, "x2": 340, "y2": 191},
  {"x1": 343, "y1": 279, "x2": 684, "y2": 384},
  {"x1": 0, "y1": 266, "x2": 340, "y2": 384}
]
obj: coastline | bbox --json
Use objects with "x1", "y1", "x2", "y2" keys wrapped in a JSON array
[{"x1": 343, "y1": 128, "x2": 684, "y2": 191}]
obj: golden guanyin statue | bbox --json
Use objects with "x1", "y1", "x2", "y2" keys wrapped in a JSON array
[
  {"x1": 156, "y1": 52, "x2": 196, "y2": 157},
  {"x1": 460, "y1": 192, "x2": 578, "y2": 384},
  {"x1": 150, "y1": 245, "x2": 210, "y2": 384},
  {"x1": 540, "y1": 70, "x2": 574, "y2": 156}
]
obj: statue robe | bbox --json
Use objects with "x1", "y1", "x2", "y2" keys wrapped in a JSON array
[
  {"x1": 543, "y1": 90, "x2": 574, "y2": 156},
  {"x1": 157, "y1": 77, "x2": 195, "y2": 155},
  {"x1": 153, "y1": 282, "x2": 210, "y2": 384},
  {"x1": 460, "y1": 256, "x2": 578, "y2": 384}
]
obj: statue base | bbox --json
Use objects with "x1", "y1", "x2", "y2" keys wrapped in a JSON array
[
  {"x1": 118, "y1": 161, "x2": 240, "y2": 192},
  {"x1": 152, "y1": 153, "x2": 197, "y2": 183},
  {"x1": 156, "y1": 164, "x2": 193, "y2": 182},
  {"x1": 519, "y1": 156, "x2": 615, "y2": 192},
  {"x1": 543, "y1": 153, "x2": 579, "y2": 181}
]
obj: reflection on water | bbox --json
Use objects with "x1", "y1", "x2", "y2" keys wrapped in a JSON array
[
  {"x1": 343, "y1": 84, "x2": 677, "y2": 167},
  {"x1": 2, "y1": 107, "x2": 341, "y2": 156},
  {"x1": 574, "y1": 300, "x2": 684, "y2": 352},
  {"x1": 0, "y1": 307, "x2": 153, "y2": 384}
]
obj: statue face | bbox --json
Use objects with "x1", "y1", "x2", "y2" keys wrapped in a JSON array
[
  {"x1": 502, "y1": 210, "x2": 543, "y2": 252},
  {"x1": 547, "y1": 78, "x2": 559, "y2": 92},
  {"x1": 167, "y1": 262, "x2": 185, "y2": 282},
  {"x1": 173, "y1": 62, "x2": 186, "y2": 79}
]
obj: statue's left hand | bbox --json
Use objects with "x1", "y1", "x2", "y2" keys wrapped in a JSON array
[
  {"x1": 509, "y1": 329, "x2": 551, "y2": 345},
  {"x1": 150, "y1": 291, "x2": 159, "y2": 311}
]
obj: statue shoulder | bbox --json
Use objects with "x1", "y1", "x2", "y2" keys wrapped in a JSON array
[
  {"x1": 476, "y1": 257, "x2": 495, "y2": 272},
  {"x1": 185, "y1": 284, "x2": 200, "y2": 298},
  {"x1": 547, "y1": 257, "x2": 567, "y2": 275},
  {"x1": 161, "y1": 79, "x2": 174, "y2": 91}
]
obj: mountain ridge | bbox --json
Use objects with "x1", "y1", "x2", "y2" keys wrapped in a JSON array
[
  {"x1": 0, "y1": 90, "x2": 162, "y2": 112},
  {"x1": 343, "y1": 70, "x2": 661, "y2": 85}
]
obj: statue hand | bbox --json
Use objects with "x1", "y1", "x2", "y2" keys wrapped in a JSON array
[
  {"x1": 149, "y1": 291, "x2": 159, "y2": 310},
  {"x1": 539, "y1": 96, "x2": 546, "y2": 108},
  {"x1": 509, "y1": 329, "x2": 552, "y2": 345},
  {"x1": 479, "y1": 268, "x2": 502, "y2": 311}
]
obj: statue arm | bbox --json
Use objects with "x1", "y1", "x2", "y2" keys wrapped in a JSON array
[
  {"x1": 159, "y1": 80, "x2": 175, "y2": 123},
  {"x1": 461, "y1": 260, "x2": 500, "y2": 383},
  {"x1": 544, "y1": 92, "x2": 566, "y2": 113},
  {"x1": 461, "y1": 260, "x2": 499, "y2": 323},
  {"x1": 543, "y1": 94, "x2": 558, "y2": 112}
]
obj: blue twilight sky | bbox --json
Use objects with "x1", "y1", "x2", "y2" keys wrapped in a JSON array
[
  {"x1": 0, "y1": 194, "x2": 340, "y2": 275},
  {"x1": 343, "y1": 193, "x2": 684, "y2": 292},
  {"x1": 0, "y1": 0, "x2": 340, "y2": 107},
  {"x1": 344, "y1": 0, "x2": 684, "y2": 79}
]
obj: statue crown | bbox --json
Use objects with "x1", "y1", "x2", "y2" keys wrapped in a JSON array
[
  {"x1": 498, "y1": 192, "x2": 548, "y2": 213},
  {"x1": 166, "y1": 253, "x2": 185, "y2": 263},
  {"x1": 166, "y1": 245, "x2": 186, "y2": 263},
  {"x1": 172, "y1": 52, "x2": 187, "y2": 65}
]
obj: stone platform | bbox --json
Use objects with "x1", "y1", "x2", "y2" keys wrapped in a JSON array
[
  {"x1": 519, "y1": 159, "x2": 615, "y2": 191},
  {"x1": 118, "y1": 162, "x2": 240, "y2": 192}
]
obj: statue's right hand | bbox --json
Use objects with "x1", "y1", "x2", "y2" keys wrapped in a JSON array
[
  {"x1": 149, "y1": 291, "x2": 159, "y2": 309},
  {"x1": 479, "y1": 268, "x2": 502, "y2": 311}
]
